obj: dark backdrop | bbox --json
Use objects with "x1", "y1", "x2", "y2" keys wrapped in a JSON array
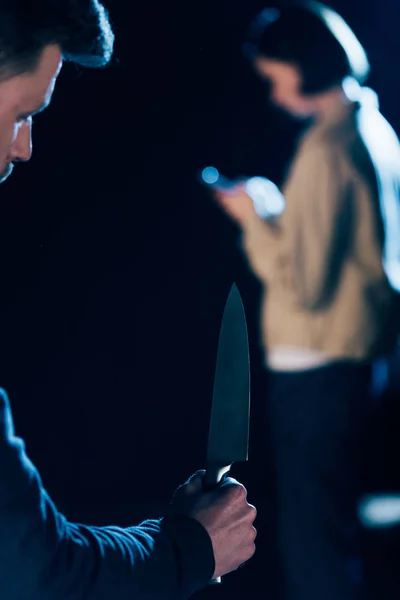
[{"x1": 0, "y1": 0, "x2": 399, "y2": 595}]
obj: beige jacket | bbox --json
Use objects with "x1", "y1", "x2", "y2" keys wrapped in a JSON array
[{"x1": 242, "y1": 90, "x2": 400, "y2": 362}]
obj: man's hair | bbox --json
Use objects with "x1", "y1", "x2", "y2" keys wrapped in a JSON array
[
  {"x1": 0, "y1": 0, "x2": 114, "y2": 80},
  {"x1": 244, "y1": 1, "x2": 370, "y2": 94}
]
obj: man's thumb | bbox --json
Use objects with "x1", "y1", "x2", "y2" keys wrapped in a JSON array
[{"x1": 183, "y1": 470, "x2": 206, "y2": 494}]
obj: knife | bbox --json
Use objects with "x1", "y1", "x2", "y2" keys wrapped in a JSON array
[{"x1": 204, "y1": 283, "x2": 251, "y2": 583}]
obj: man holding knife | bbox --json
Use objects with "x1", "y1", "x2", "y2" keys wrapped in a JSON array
[{"x1": 0, "y1": 0, "x2": 256, "y2": 598}]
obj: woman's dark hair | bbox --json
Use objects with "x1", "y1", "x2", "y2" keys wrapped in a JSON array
[
  {"x1": 244, "y1": 1, "x2": 370, "y2": 94},
  {"x1": 0, "y1": 0, "x2": 114, "y2": 80}
]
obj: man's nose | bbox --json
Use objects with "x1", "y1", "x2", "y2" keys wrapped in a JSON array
[{"x1": 10, "y1": 121, "x2": 32, "y2": 163}]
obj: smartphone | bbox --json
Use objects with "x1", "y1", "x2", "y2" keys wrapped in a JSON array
[{"x1": 199, "y1": 166, "x2": 285, "y2": 219}]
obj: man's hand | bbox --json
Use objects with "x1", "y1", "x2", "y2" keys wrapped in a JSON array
[
  {"x1": 213, "y1": 183, "x2": 256, "y2": 228},
  {"x1": 170, "y1": 471, "x2": 257, "y2": 579}
]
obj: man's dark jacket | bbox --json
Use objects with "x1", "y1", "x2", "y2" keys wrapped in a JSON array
[{"x1": 0, "y1": 389, "x2": 214, "y2": 599}]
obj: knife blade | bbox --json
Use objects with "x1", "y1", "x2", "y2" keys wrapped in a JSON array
[
  {"x1": 204, "y1": 283, "x2": 251, "y2": 488},
  {"x1": 204, "y1": 283, "x2": 250, "y2": 584}
]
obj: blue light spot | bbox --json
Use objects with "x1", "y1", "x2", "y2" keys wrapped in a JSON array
[
  {"x1": 202, "y1": 166, "x2": 220, "y2": 185},
  {"x1": 359, "y1": 494, "x2": 400, "y2": 528}
]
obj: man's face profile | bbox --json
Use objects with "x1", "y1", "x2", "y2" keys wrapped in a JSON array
[{"x1": 0, "y1": 45, "x2": 62, "y2": 185}]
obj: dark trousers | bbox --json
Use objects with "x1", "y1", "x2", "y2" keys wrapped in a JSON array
[{"x1": 266, "y1": 363, "x2": 373, "y2": 600}]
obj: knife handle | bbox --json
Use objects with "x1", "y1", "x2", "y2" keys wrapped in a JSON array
[
  {"x1": 203, "y1": 464, "x2": 231, "y2": 490},
  {"x1": 203, "y1": 464, "x2": 232, "y2": 585}
]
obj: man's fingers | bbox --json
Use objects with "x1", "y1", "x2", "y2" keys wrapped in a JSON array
[
  {"x1": 183, "y1": 473, "x2": 242, "y2": 495},
  {"x1": 216, "y1": 478, "x2": 247, "y2": 498},
  {"x1": 182, "y1": 470, "x2": 206, "y2": 494},
  {"x1": 177, "y1": 472, "x2": 249, "y2": 504},
  {"x1": 217, "y1": 476, "x2": 241, "y2": 488}
]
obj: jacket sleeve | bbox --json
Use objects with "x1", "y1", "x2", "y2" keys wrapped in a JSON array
[
  {"x1": 0, "y1": 388, "x2": 214, "y2": 600},
  {"x1": 242, "y1": 143, "x2": 352, "y2": 310}
]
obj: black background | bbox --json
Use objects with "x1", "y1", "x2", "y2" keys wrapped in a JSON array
[{"x1": 0, "y1": 0, "x2": 399, "y2": 595}]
